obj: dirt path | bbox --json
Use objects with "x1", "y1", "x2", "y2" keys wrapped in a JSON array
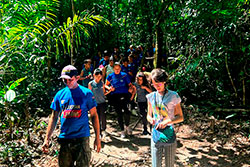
[{"x1": 35, "y1": 109, "x2": 249, "y2": 167}]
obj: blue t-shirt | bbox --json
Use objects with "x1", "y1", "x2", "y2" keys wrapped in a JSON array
[
  {"x1": 121, "y1": 65, "x2": 130, "y2": 74},
  {"x1": 51, "y1": 85, "x2": 97, "y2": 139},
  {"x1": 128, "y1": 62, "x2": 137, "y2": 77},
  {"x1": 107, "y1": 72, "x2": 131, "y2": 94},
  {"x1": 99, "y1": 58, "x2": 109, "y2": 67},
  {"x1": 121, "y1": 65, "x2": 132, "y2": 81}
]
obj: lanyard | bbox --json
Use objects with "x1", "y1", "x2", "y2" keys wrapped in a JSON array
[
  {"x1": 154, "y1": 89, "x2": 167, "y2": 109},
  {"x1": 154, "y1": 89, "x2": 168, "y2": 120}
]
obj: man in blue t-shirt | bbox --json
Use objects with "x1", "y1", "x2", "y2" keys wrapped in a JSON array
[
  {"x1": 42, "y1": 65, "x2": 101, "y2": 167},
  {"x1": 105, "y1": 62, "x2": 133, "y2": 138}
]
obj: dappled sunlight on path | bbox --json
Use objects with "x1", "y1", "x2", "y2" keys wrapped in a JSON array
[{"x1": 33, "y1": 111, "x2": 249, "y2": 167}]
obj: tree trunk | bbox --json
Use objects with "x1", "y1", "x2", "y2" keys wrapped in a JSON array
[
  {"x1": 225, "y1": 55, "x2": 237, "y2": 98},
  {"x1": 156, "y1": 26, "x2": 163, "y2": 68},
  {"x1": 71, "y1": 0, "x2": 75, "y2": 65}
]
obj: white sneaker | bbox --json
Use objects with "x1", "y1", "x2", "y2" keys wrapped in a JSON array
[{"x1": 120, "y1": 131, "x2": 126, "y2": 138}]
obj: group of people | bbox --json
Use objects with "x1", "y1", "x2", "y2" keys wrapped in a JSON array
[{"x1": 42, "y1": 46, "x2": 184, "y2": 167}]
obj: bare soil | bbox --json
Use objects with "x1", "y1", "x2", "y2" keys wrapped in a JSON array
[{"x1": 28, "y1": 106, "x2": 250, "y2": 167}]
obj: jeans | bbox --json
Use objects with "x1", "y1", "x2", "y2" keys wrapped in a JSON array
[
  {"x1": 151, "y1": 137, "x2": 176, "y2": 167},
  {"x1": 58, "y1": 137, "x2": 91, "y2": 167}
]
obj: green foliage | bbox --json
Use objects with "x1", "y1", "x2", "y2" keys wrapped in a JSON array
[
  {"x1": 0, "y1": 0, "x2": 108, "y2": 141},
  {"x1": 0, "y1": 0, "x2": 249, "y2": 166},
  {"x1": 0, "y1": 142, "x2": 32, "y2": 165},
  {"x1": 160, "y1": 0, "x2": 250, "y2": 109},
  {"x1": 54, "y1": 10, "x2": 109, "y2": 61}
]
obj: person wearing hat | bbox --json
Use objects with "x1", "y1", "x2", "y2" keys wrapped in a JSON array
[
  {"x1": 127, "y1": 44, "x2": 135, "y2": 54},
  {"x1": 105, "y1": 62, "x2": 133, "y2": 138},
  {"x1": 42, "y1": 65, "x2": 101, "y2": 167}
]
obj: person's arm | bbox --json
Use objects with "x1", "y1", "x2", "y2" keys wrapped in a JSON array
[
  {"x1": 147, "y1": 101, "x2": 156, "y2": 125},
  {"x1": 156, "y1": 103, "x2": 184, "y2": 129},
  {"x1": 88, "y1": 82, "x2": 92, "y2": 91},
  {"x1": 128, "y1": 71, "x2": 133, "y2": 77},
  {"x1": 79, "y1": 70, "x2": 84, "y2": 80},
  {"x1": 170, "y1": 103, "x2": 184, "y2": 124},
  {"x1": 105, "y1": 80, "x2": 115, "y2": 92},
  {"x1": 130, "y1": 84, "x2": 136, "y2": 101},
  {"x1": 102, "y1": 67, "x2": 106, "y2": 81},
  {"x1": 128, "y1": 82, "x2": 132, "y2": 87},
  {"x1": 89, "y1": 107, "x2": 101, "y2": 153},
  {"x1": 102, "y1": 82, "x2": 106, "y2": 94},
  {"x1": 141, "y1": 85, "x2": 152, "y2": 93},
  {"x1": 103, "y1": 82, "x2": 112, "y2": 96},
  {"x1": 42, "y1": 110, "x2": 59, "y2": 153}
]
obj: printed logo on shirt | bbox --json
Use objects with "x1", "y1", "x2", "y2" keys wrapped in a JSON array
[
  {"x1": 61, "y1": 100, "x2": 65, "y2": 104},
  {"x1": 154, "y1": 104, "x2": 168, "y2": 119},
  {"x1": 62, "y1": 105, "x2": 82, "y2": 118}
]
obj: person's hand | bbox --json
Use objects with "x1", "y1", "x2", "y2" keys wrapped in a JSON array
[
  {"x1": 130, "y1": 96, "x2": 134, "y2": 101},
  {"x1": 149, "y1": 118, "x2": 156, "y2": 125},
  {"x1": 155, "y1": 118, "x2": 171, "y2": 129},
  {"x1": 141, "y1": 86, "x2": 147, "y2": 89},
  {"x1": 41, "y1": 140, "x2": 49, "y2": 153},
  {"x1": 110, "y1": 86, "x2": 115, "y2": 92},
  {"x1": 155, "y1": 122, "x2": 166, "y2": 129},
  {"x1": 94, "y1": 138, "x2": 101, "y2": 153}
]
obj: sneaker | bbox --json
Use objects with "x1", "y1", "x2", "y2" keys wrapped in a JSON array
[
  {"x1": 120, "y1": 131, "x2": 126, "y2": 138},
  {"x1": 131, "y1": 109, "x2": 138, "y2": 116},
  {"x1": 125, "y1": 126, "x2": 132, "y2": 135}
]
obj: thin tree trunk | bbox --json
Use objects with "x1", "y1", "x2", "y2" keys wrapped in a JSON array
[
  {"x1": 116, "y1": 0, "x2": 119, "y2": 47},
  {"x1": 156, "y1": 26, "x2": 163, "y2": 68},
  {"x1": 243, "y1": 77, "x2": 245, "y2": 106},
  {"x1": 225, "y1": 55, "x2": 237, "y2": 98}
]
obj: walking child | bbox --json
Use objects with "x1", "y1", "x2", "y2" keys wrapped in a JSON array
[
  {"x1": 146, "y1": 68, "x2": 184, "y2": 167},
  {"x1": 80, "y1": 59, "x2": 92, "y2": 87},
  {"x1": 88, "y1": 68, "x2": 111, "y2": 138},
  {"x1": 133, "y1": 72, "x2": 152, "y2": 135}
]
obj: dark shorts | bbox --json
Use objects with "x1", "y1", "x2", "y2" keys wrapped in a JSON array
[{"x1": 57, "y1": 137, "x2": 91, "y2": 167}]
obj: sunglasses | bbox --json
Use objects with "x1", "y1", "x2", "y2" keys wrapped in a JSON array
[{"x1": 63, "y1": 78, "x2": 74, "y2": 83}]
